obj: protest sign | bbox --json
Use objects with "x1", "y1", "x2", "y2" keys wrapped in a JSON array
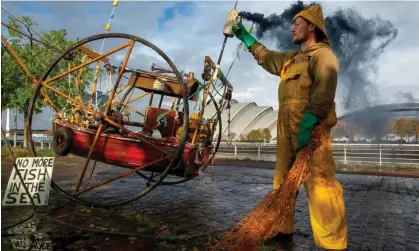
[{"x1": 2, "y1": 157, "x2": 54, "y2": 206}]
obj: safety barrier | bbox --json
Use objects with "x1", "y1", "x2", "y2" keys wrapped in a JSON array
[
  {"x1": 1, "y1": 138, "x2": 52, "y2": 150},
  {"x1": 3, "y1": 139, "x2": 419, "y2": 166},
  {"x1": 216, "y1": 143, "x2": 419, "y2": 166}
]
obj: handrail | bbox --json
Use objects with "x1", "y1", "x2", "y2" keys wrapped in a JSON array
[{"x1": 217, "y1": 142, "x2": 419, "y2": 147}]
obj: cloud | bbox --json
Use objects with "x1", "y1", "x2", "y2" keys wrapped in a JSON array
[
  {"x1": 1, "y1": 1, "x2": 418, "y2": 132},
  {"x1": 157, "y1": 2, "x2": 196, "y2": 30}
]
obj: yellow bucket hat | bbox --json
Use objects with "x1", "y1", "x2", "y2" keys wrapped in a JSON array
[{"x1": 293, "y1": 4, "x2": 328, "y2": 40}]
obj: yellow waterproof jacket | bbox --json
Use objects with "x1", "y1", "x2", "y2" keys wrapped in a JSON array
[{"x1": 249, "y1": 41, "x2": 338, "y2": 125}]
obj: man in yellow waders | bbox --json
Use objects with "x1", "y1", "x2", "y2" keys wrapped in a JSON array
[{"x1": 232, "y1": 4, "x2": 348, "y2": 250}]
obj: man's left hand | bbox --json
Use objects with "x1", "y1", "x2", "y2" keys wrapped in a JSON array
[{"x1": 297, "y1": 113, "x2": 318, "y2": 149}]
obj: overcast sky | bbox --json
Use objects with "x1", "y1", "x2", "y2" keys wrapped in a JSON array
[{"x1": 1, "y1": 1, "x2": 419, "y2": 129}]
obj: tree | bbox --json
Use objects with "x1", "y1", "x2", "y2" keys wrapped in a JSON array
[
  {"x1": 407, "y1": 119, "x2": 419, "y2": 143},
  {"x1": 392, "y1": 119, "x2": 409, "y2": 144},
  {"x1": 238, "y1": 134, "x2": 246, "y2": 142},
  {"x1": 247, "y1": 129, "x2": 265, "y2": 142},
  {"x1": 261, "y1": 128, "x2": 272, "y2": 143},
  {"x1": 229, "y1": 132, "x2": 237, "y2": 142},
  {"x1": 332, "y1": 120, "x2": 349, "y2": 142},
  {"x1": 2, "y1": 16, "x2": 91, "y2": 148}
]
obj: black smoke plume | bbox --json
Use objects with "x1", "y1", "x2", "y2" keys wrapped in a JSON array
[
  {"x1": 238, "y1": 1, "x2": 398, "y2": 112},
  {"x1": 396, "y1": 91, "x2": 418, "y2": 103}
]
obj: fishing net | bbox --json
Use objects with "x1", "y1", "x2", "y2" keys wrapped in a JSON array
[{"x1": 211, "y1": 125, "x2": 324, "y2": 251}]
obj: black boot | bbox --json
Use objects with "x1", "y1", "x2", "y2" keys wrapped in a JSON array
[
  {"x1": 265, "y1": 232, "x2": 294, "y2": 250},
  {"x1": 270, "y1": 232, "x2": 294, "y2": 242}
]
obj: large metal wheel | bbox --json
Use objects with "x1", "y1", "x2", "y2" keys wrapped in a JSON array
[{"x1": 26, "y1": 33, "x2": 189, "y2": 208}]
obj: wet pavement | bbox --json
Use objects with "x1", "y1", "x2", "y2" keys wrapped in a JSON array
[{"x1": 1, "y1": 157, "x2": 419, "y2": 250}]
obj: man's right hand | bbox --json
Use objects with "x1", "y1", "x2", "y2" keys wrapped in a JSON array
[{"x1": 232, "y1": 21, "x2": 257, "y2": 48}]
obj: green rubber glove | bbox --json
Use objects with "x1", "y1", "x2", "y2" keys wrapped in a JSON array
[
  {"x1": 232, "y1": 20, "x2": 257, "y2": 48},
  {"x1": 297, "y1": 113, "x2": 318, "y2": 150}
]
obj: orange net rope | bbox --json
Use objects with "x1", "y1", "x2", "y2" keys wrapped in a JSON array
[{"x1": 211, "y1": 125, "x2": 324, "y2": 251}]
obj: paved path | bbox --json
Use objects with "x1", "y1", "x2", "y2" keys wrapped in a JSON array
[
  {"x1": 120, "y1": 166, "x2": 419, "y2": 250},
  {"x1": 1, "y1": 158, "x2": 419, "y2": 250}
]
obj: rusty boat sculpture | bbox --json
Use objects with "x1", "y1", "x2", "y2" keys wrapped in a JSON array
[{"x1": 3, "y1": 32, "x2": 233, "y2": 207}]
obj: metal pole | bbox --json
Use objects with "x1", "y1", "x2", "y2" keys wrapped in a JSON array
[
  {"x1": 379, "y1": 145, "x2": 382, "y2": 166},
  {"x1": 258, "y1": 145, "x2": 261, "y2": 160},
  {"x1": 13, "y1": 108, "x2": 17, "y2": 148},
  {"x1": 344, "y1": 147, "x2": 347, "y2": 164},
  {"x1": 234, "y1": 144, "x2": 237, "y2": 157},
  {"x1": 6, "y1": 108, "x2": 10, "y2": 137}
]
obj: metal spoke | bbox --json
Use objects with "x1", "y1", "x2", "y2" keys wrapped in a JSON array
[
  {"x1": 75, "y1": 156, "x2": 170, "y2": 196},
  {"x1": 73, "y1": 124, "x2": 104, "y2": 194},
  {"x1": 43, "y1": 41, "x2": 132, "y2": 85}
]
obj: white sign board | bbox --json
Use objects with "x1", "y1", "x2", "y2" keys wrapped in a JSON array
[{"x1": 2, "y1": 157, "x2": 54, "y2": 206}]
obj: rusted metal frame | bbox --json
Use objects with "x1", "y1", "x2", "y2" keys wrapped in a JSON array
[
  {"x1": 111, "y1": 91, "x2": 149, "y2": 107},
  {"x1": 114, "y1": 82, "x2": 131, "y2": 97},
  {"x1": 88, "y1": 60, "x2": 101, "y2": 108},
  {"x1": 192, "y1": 71, "x2": 209, "y2": 144},
  {"x1": 110, "y1": 102, "x2": 145, "y2": 117},
  {"x1": 124, "y1": 92, "x2": 149, "y2": 105},
  {"x1": 122, "y1": 120, "x2": 143, "y2": 127},
  {"x1": 158, "y1": 95, "x2": 164, "y2": 108},
  {"x1": 170, "y1": 97, "x2": 177, "y2": 110},
  {"x1": 103, "y1": 117, "x2": 172, "y2": 156},
  {"x1": 74, "y1": 56, "x2": 99, "y2": 121},
  {"x1": 126, "y1": 106, "x2": 145, "y2": 117},
  {"x1": 43, "y1": 81, "x2": 169, "y2": 156},
  {"x1": 176, "y1": 98, "x2": 181, "y2": 110},
  {"x1": 75, "y1": 40, "x2": 136, "y2": 195},
  {"x1": 40, "y1": 89, "x2": 60, "y2": 112},
  {"x1": 78, "y1": 45, "x2": 109, "y2": 64},
  {"x1": 103, "y1": 40, "x2": 135, "y2": 116},
  {"x1": 1, "y1": 35, "x2": 37, "y2": 84},
  {"x1": 215, "y1": 85, "x2": 228, "y2": 117},
  {"x1": 149, "y1": 92, "x2": 154, "y2": 106},
  {"x1": 112, "y1": 84, "x2": 130, "y2": 105},
  {"x1": 43, "y1": 41, "x2": 132, "y2": 86},
  {"x1": 40, "y1": 81, "x2": 95, "y2": 114},
  {"x1": 74, "y1": 155, "x2": 170, "y2": 196},
  {"x1": 204, "y1": 56, "x2": 233, "y2": 89},
  {"x1": 73, "y1": 123, "x2": 104, "y2": 194},
  {"x1": 219, "y1": 85, "x2": 229, "y2": 117},
  {"x1": 76, "y1": 55, "x2": 89, "y2": 89},
  {"x1": 202, "y1": 56, "x2": 233, "y2": 134}
]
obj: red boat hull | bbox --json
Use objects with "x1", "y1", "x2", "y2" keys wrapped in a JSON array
[{"x1": 53, "y1": 121, "x2": 208, "y2": 177}]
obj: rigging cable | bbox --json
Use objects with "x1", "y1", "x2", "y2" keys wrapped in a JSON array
[{"x1": 1, "y1": 6, "x2": 63, "y2": 51}]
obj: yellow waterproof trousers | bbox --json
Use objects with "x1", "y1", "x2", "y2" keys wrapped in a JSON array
[{"x1": 273, "y1": 102, "x2": 348, "y2": 250}]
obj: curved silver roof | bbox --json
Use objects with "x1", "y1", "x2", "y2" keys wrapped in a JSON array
[
  {"x1": 233, "y1": 106, "x2": 273, "y2": 139},
  {"x1": 338, "y1": 102, "x2": 419, "y2": 121},
  {"x1": 208, "y1": 102, "x2": 257, "y2": 140},
  {"x1": 203, "y1": 100, "x2": 278, "y2": 141}
]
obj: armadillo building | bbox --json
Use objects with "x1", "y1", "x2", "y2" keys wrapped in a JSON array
[
  {"x1": 202, "y1": 99, "x2": 279, "y2": 141},
  {"x1": 202, "y1": 101, "x2": 419, "y2": 142}
]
